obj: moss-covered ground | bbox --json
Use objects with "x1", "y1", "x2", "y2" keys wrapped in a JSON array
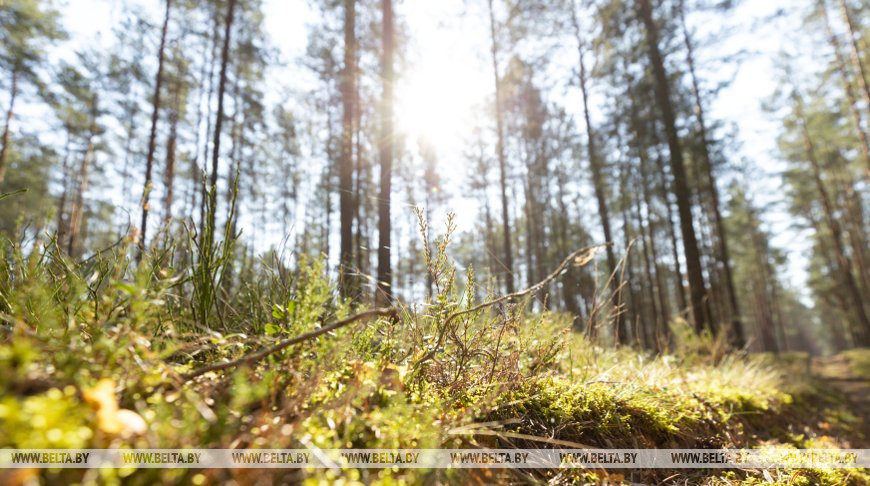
[{"x1": 1, "y1": 241, "x2": 868, "y2": 485}]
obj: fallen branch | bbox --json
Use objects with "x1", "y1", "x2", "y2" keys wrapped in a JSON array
[
  {"x1": 445, "y1": 245, "x2": 602, "y2": 326},
  {"x1": 180, "y1": 307, "x2": 397, "y2": 382},
  {"x1": 412, "y1": 245, "x2": 603, "y2": 371}
]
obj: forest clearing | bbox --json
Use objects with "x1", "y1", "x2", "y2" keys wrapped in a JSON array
[{"x1": 1, "y1": 0, "x2": 869, "y2": 484}]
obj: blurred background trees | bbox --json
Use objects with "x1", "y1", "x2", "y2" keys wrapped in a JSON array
[{"x1": 0, "y1": 0, "x2": 868, "y2": 354}]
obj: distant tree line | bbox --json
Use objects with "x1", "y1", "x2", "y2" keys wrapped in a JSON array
[{"x1": 0, "y1": 0, "x2": 868, "y2": 353}]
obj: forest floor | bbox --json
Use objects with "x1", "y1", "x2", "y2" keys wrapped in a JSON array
[
  {"x1": 1, "y1": 245, "x2": 870, "y2": 484},
  {"x1": 812, "y1": 351, "x2": 870, "y2": 442}
]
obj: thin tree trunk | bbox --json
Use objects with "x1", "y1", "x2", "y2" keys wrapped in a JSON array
[
  {"x1": 638, "y1": 0, "x2": 712, "y2": 334},
  {"x1": 678, "y1": 0, "x2": 744, "y2": 346},
  {"x1": 0, "y1": 64, "x2": 20, "y2": 186},
  {"x1": 793, "y1": 90, "x2": 870, "y2": 345},
  {"x1": 375, "y1": 0, "x2": 394, "y2": 307},
  {"x1": 68, "y1": 141, "x2": 92, "y2": 258},
  {"x1": 56, "y1": 134, "x2": 72, "y2": 247},
  {"x1": 639, "y1": 150, "x2": 671, "y2": 343},
  {"x1": 352, "y1": 44, "x2": 365, "y2": 298},
  {"x1": 207, "y1": 0, "x2": 237, "y2": 239},
  {"x1": 164, "y1": 86, "x2": 180, "y2": 227},
  {"x1": 139, "y1": 0, "x2": 172, "y2": 257},
  {"x1": 487, "y1": 0, "x2": 515, "y2": 295},
  {"x1": 628, "y1": 77, "x2": 672, "y2": 344},
  {"x1": 634, "y1": 176, "x2": 659, "y2": 350},
  {"x1": 619, "y1": 166, "x2": 640, "y2": 346},
  {"x1": 189, "y1": 22, "x2": 212, "y2": 224},
  {"x1": 653, "y1": 146, "x2": 689, "y2": 315},
  {"x1": 120, "y1": 101, "x2": 136, "y2": 211},
  {"x1": 555, "y1": 169, "x2": 584, "y2": 324},
  {"x1": 69, "y1": 110, "x2": 97, "y2": 258},
  {"x1": 338, "y1": 0, "x2": 356, "y2": 297},
  {"x1": 571, "y1": 3, "x2": 624, "y2": 340},
  {"x1": 200, "y1": 12, "x2": 220, "y2": 227}
]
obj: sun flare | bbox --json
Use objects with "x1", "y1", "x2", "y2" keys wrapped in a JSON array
[{"x1": 394, "y1": 56, "x2": 490, "y2": 155}]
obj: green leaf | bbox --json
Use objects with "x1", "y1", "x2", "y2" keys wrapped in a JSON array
[{"x1": 264, "y1": 323, "x2": 280, "y2": 336}]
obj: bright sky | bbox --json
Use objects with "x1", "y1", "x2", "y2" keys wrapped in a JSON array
[{"x1": 52, "y1": 0, "x2": 814, "y2": 299}]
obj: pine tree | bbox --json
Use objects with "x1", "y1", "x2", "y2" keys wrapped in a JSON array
[
  {"x1": 0, "y1": 0, "x2": 65, "y2": 185},
  {"x1": 375, "y1": 0, "x2": 394, "y2": 306}
]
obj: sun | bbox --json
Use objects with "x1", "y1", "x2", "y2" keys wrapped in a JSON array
[{"x1": 394, "y1": 54, "x2": 491, "y2": 157}]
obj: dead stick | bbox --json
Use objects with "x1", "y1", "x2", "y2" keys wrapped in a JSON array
[
  {"x1": 412, "y1": 245, "x2": 604, "y2": 371},
  {"x1": 180, "y1": 307, "x2": 397, "y2": 382}
]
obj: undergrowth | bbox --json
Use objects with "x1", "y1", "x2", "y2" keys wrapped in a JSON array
[{"x1": 0, "y1": 215, "x2": 867, "y2": 485}]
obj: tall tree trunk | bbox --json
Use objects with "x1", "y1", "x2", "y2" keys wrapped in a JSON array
[
  {"x1": 200, "y1": 12, "x2": 220, "y2": 227},
  {"x1": 206, "y1": 0, "x2": 237, "y2": 238},
  {"x1": 793, "y1": 90, "x2": 870, "y2": 345},
  {"x1": 638, "y1": 145, "x2": 671, "y2": 342},
  {"x1": 69, "y1": 107, "x2": 98, "y2": 258},
  {"x1": 0, "y1": 64, "x2": 20, "y2": 186},
  {"x1": 634, "y1": 177, "x2": 660, "y2": 350},
  {"x1": 189, "y1": 21, "x2": 213, "y2": 224},
  {"x1": 120, "y1": 101, "x2": 137, "y2": 211},
  {"x1": 632, "y1": 109, "x2": 672, "y2": 342},
  {"x1": 139, "y1": 0, "x2": 172, "y2": 258},
  {"x1": 164, "y1": 86, "x2": 180, "y2": 227},
  {"x1": 618, "y1": 165, "x2": 640, "y2": 346},
  {"x1": 638, "y1": 0, "x2": 712, "y2": 334},
  {"x1": 555, "y1": 169, "x2": 584, "y2": 325},
  {"x1": 487, "y1": 0, "x2": 515, "y2": 295},
  {"x1": 0, "y1": 64, "x2": 20, "y2": 185},
  {"x1": 353, "y1": 50, "x2": 365, "y2": 297},
  {"x1": 339, "y1": 0, "x2": 357, "y2": 297},
  {"x1": 571, "y1": 3, "x2": 623, "y2": 340},
  {"x1": 818, "y1": 0, "x2": 870, "y2": 171},
  {"x1": 652, "y1": 146, "x2": 689, "y2": 315},
  {"x1": 68, "y1": 141, "x2": 92, "y2": 258},
  {"x1": 678, "y1": 0, "x2": 744, "y2": 346},
  {"x1": 375, "y1": 0, "x2": 394, "y2": 307},
  {"x1": 56, "y1": 134, "x2": 72, "y2": 247}
]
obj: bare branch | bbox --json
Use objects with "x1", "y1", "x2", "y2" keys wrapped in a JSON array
[
  {"x1": 180, "y1": 307, "x2": 397, "y2": 382},
  {"x1": 412, "y1": 245, "x2": 604, "y2": 371}
]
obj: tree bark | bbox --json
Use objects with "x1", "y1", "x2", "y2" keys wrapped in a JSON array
[
  {"x1": 487, "y1": 0, "x2": 515, "y2": 295},
  {"x1": 139, "y1": 0, "x2": 172, "y2": 257},
  {"x1": 375, "y1": 0, "x2": 395, "y2": 307},
  {"x1": 339, "y1": 0, "x2": 357, "y2": 297},
  {"x1": 638, "y1": 0, "x2": 712, "y2": 334}
]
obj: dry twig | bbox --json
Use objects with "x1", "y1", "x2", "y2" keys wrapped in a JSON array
[
  {"x1": 180, "y1": 307, "x2": 397, "y2": 382},
  {"x1": 412, "y1": 245, "x2": 604, "y2": 371}
]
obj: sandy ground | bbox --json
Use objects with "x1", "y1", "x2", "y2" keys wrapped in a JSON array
[{"x1": 812, "y1": 354, "x2": 870, "y2": 443}]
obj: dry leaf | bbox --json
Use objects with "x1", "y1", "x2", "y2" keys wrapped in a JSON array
[
  {"x1": 573, "y1": 246, "x2": 600, "y2": 267},
  {"x1": 82, "y1": 378, "x2": 147, "y2": 437}
]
